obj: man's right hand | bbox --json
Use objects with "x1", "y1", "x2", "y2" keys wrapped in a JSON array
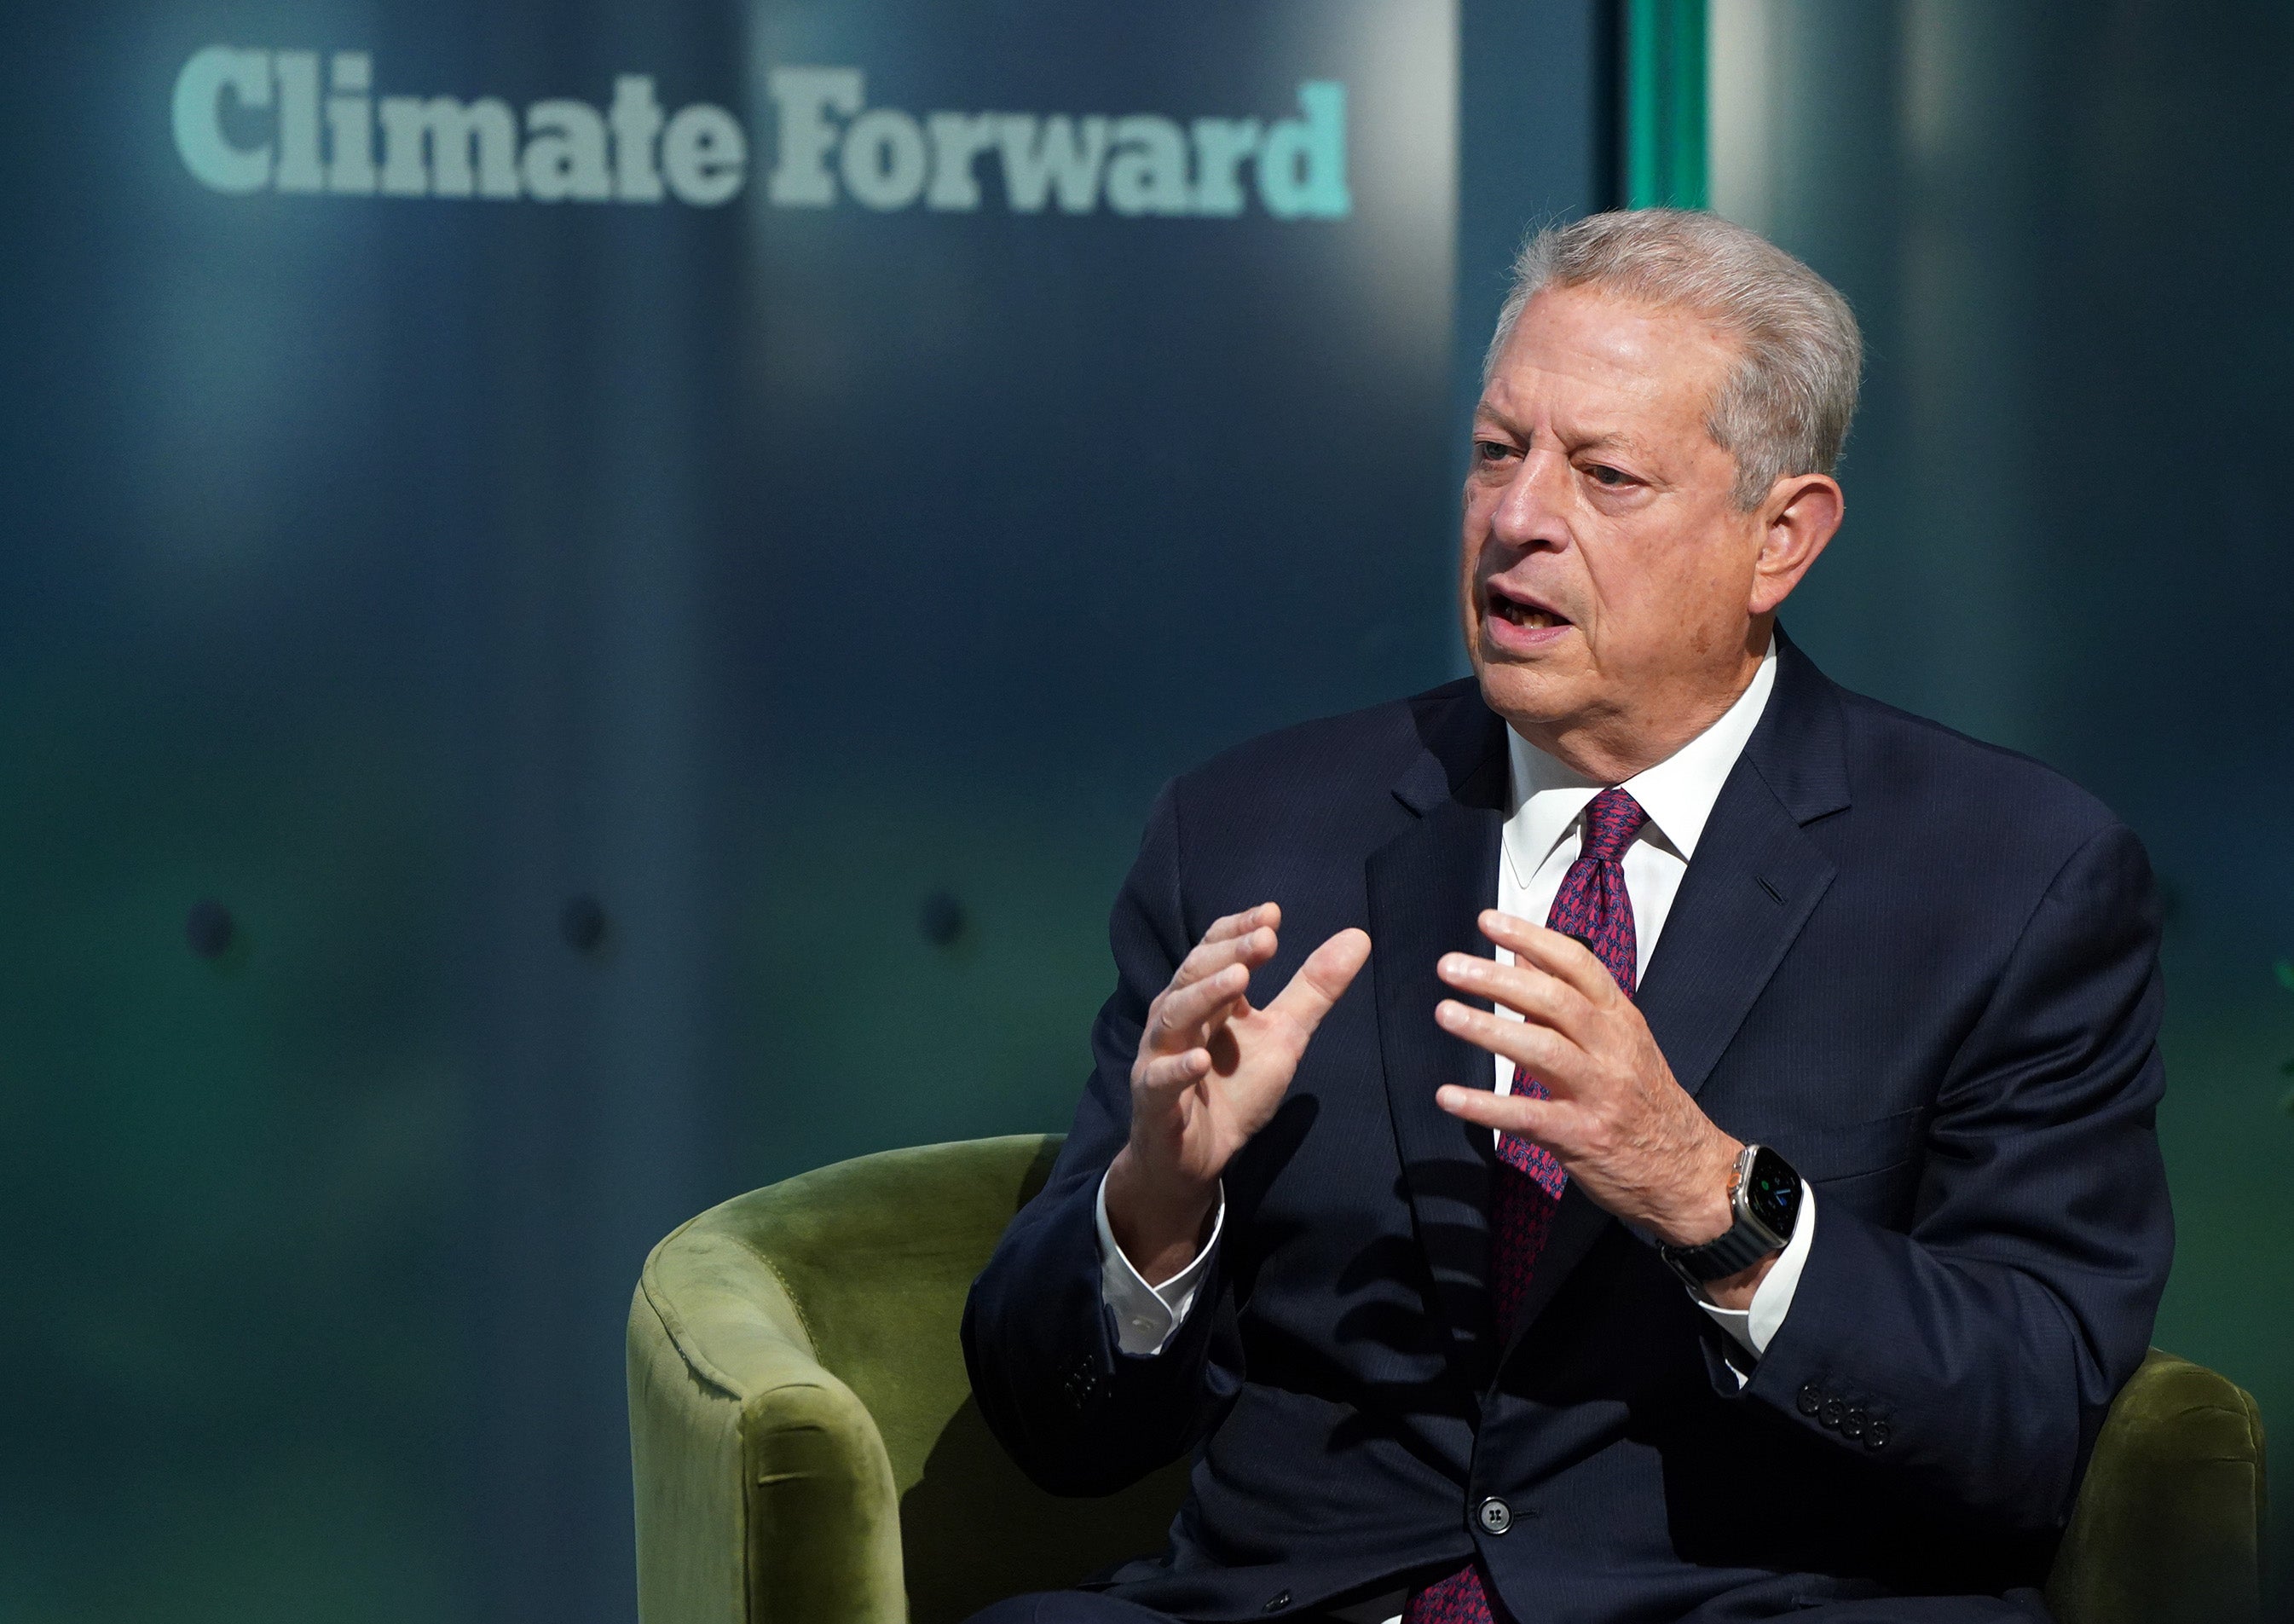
[{"x1": 1103, "y1": 904, "x2": 1372, "y2": 1286}]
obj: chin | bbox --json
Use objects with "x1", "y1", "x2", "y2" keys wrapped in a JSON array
[{"x1": 1471, "y1": 649, "x2": 1585, "y2": 731}]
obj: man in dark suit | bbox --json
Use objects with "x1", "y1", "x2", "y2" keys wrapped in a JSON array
[{"x1": 961, "y1": 210, "x2": 2171, "y2": 1623}]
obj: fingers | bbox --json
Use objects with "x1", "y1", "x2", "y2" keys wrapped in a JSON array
[
  {"x1": 1199, "y1": 902, "x2": 1281, "y2": 951},
  {"x1": 1147, "y1": 909, "x2": 1281, "y2": 1058},
  {"x1": 1436, "y1": 947, "x2": 1593, "y2": 1041},
  {"x1": 1134, "y1": 1046, "x2": 1212, "y2": 1098},
  {"x1": 1477, "y1": 910, "x2": 1618, "y2": 1002},
  {"x1": 1169, "y1": 905, "x2": 1282, "y2": 994},
  {"x1": 1435, "y1": 1081, "x2": 1572, "y2": 1148},
  {"x1": 1145, "y1": 961, "x2": 1249, "y2": 1055},
  {"x1": 1433, "y1": 997, "x2": 1584, "y2": 1092},
  {"x1": 1264, "y1": 928, "x2": 1372, "y2": 1035},
  {"x1": 1217, "y1": 901, "x2": 1283, "y2": 938}
]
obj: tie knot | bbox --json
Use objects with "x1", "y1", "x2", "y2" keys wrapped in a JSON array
[{"x1": 1579, "y1": 787, "x2": 1646, "y2": 863}]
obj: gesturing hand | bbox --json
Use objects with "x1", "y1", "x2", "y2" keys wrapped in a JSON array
[
  {"x1": 1104, "y1": 904, "x2": 1372, "y2": 1285},
  {"x1": 1431, "y1": 911, "x2": 1757, "y2": 1288}
]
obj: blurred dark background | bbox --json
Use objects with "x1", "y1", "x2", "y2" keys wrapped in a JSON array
[{"x1": 0, "y1": 1, "x2": 2286, "y2": 1620}]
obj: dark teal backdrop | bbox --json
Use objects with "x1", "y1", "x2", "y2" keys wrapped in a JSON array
[
  {"x1": 1702, "y1": 6, "x2": 2294, "y2": 1607},
  {"x1": 0, "y1": 2, "x2": 1599, "y2": 1620}
]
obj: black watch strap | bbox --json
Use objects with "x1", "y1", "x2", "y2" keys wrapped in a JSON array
[
  {"x1": 1661, "y1": 1219, "x2": 1777, "y2": 1283},
  {"x1": 1659, "y1": 1144, "x2": 1800, "y2": 1285}
]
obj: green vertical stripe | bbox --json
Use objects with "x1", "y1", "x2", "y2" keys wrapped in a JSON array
[{"x1": 1624, "y1": 0, "x2": 1707, "y2": 210}]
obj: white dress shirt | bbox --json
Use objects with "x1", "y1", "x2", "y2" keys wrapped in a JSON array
[{"x1": 1096, "y1": 640, "x2": 1813, "y2": 1363}]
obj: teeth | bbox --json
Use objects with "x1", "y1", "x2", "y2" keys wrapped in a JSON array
[{"x1": 1496, "y1": 599, "x2": 1561, "y2": 628}]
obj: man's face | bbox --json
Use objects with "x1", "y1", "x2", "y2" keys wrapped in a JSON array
[{"x1": 1460, "y1": 284, "x2": 1772, "y2": 770}]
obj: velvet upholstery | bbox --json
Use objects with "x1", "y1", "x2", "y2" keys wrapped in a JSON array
[
  {"x1": 2043, "y1": 1350, "x2": 2267, "y2": 1624},
  {"x1": 628, "y1": 1135, "x2": 2263, "y2": 1624},
  {"x1": 629, "y1": 1135, "x2": 1192, "y2": 1624}
]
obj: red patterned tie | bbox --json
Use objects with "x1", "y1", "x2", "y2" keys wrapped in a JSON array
[{"x1": 1403, "y1": 787, "x2": 1646, "y2": 1624}]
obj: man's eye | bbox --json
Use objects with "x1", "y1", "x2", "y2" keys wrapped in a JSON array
[
  {"x1": 1586, "y1": 464, "x2": 1631, "y2": 487},
  {"x1": 1474, "y1": 439, "x2": 1516, "y2": 463}
]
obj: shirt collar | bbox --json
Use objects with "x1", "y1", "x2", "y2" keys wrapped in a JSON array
[{"x1": 1503, "y1": 639, "x2": 1779, "y2": 887}]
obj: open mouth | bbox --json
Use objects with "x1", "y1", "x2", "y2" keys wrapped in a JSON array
[{"x1": 1486, "y1": 588, "x2": 1571, "y2": 631}]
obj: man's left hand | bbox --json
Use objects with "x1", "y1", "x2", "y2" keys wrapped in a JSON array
[{"x1": 1433, "y1": 910, "x2": 1776, "y2": 1307}]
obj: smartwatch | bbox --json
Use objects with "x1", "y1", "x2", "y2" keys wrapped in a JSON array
[{"x1": 1659, "y1": 1143, "x2": 1803, "y2": 1286}]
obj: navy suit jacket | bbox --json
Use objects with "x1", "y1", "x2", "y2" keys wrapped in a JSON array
[{"x1": 962, "y1": 633, "x2": 2172, "y2": 1622}]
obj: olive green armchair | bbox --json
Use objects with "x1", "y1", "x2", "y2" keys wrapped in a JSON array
[{"x1": 626, "y1": 1136, "x2": 2267, "y2": 1624}]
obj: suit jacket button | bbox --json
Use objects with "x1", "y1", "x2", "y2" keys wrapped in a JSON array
[
  {"x1": 1477, "y1": 1497, "x2": 1512, "y2": 1535},
  {"x1": 1865, "y1": 1419, "x2": 1892, "y2": 1450},
  {"x1": 1263, "y1": 1591, "x2": 1291, "y2": 1612},
  {"x1": 1820, "y1": 1396, "x2": 1846, "y2": 1430},
  {"x1": 1796, "y1": 1382, "x2": 1823, "y2": 1417},
  {"x1": 1841, "y1": 1406, "x2": 1867, "y2": 1440}
]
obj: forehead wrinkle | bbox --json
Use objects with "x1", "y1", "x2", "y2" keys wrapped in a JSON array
[
  {"x1": 1556, "y1": 420, "x2": 1659, "y2": 459},
  {"x1": 1488, "y1": 287, "x2": 1739, "y2": 448},
  {"x1": 1484, "y1": 344, "x2": 1662, "y2": 414},
  {"x1": 1475, "y1": 389, "x2": 1661, "y2": 464}
]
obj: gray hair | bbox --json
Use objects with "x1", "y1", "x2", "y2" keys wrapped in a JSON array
[{"x1": 1486, "y1": 209, "x2": 1864, "y2": 510}]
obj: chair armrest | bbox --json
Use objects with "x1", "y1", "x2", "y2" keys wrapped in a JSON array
[
  {"x1": 629, "y1": 1222, "x2": 905, "y2": 1624},
  {"x1": 2045, "y1": 1349, "x2": 2266, "y2": 1624}
]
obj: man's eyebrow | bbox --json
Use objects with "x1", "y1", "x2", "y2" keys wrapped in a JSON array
[
  {"x1": 1569, "y1": 429, "x2": 1650, "y2": 458},
  {"x1": 1471, "y1": 411, "x2": 1650, "y2": 459}
]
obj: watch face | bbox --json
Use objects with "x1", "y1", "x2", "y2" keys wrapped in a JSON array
[{"x1": 1743, "y1": 1147, "x2": 1802, "y2": 1240}]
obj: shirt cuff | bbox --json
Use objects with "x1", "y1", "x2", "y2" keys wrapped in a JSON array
[
  {"x1": 1095, "y1": 1170, "x2": 1225, "y2": 1357},
  {"x1": 1694, "y1": 1182, "x2": 1817, "y2": 1361}
]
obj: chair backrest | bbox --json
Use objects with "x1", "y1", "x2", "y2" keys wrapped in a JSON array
[{"x1": 692, "y1": 1133, "x2": 1188, "y2": 1624}]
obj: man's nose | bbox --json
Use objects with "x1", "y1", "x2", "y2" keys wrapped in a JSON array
[{"x1": 1489, "y1": 448, "x2": 1570, "y2": 552}]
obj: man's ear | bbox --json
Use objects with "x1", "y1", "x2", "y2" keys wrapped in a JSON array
[{"x1": 1747, "y1": 473, "x2": 1844, "y2": 616}]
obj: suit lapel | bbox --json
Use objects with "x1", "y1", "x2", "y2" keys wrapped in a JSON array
[
  {"x1": 1634, "y1": 766, "x2": 1839, "y2": 1102},
  {"x1": 1497, "y1": 633, "x2": 1851, "y2": 1359},
  {"x1": 1367, "y1": 695, "x2": 1506, "y2": 1386},
  {"x1": 1637, "y1": 632, "x2": 1850, "y2": 1102}
]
